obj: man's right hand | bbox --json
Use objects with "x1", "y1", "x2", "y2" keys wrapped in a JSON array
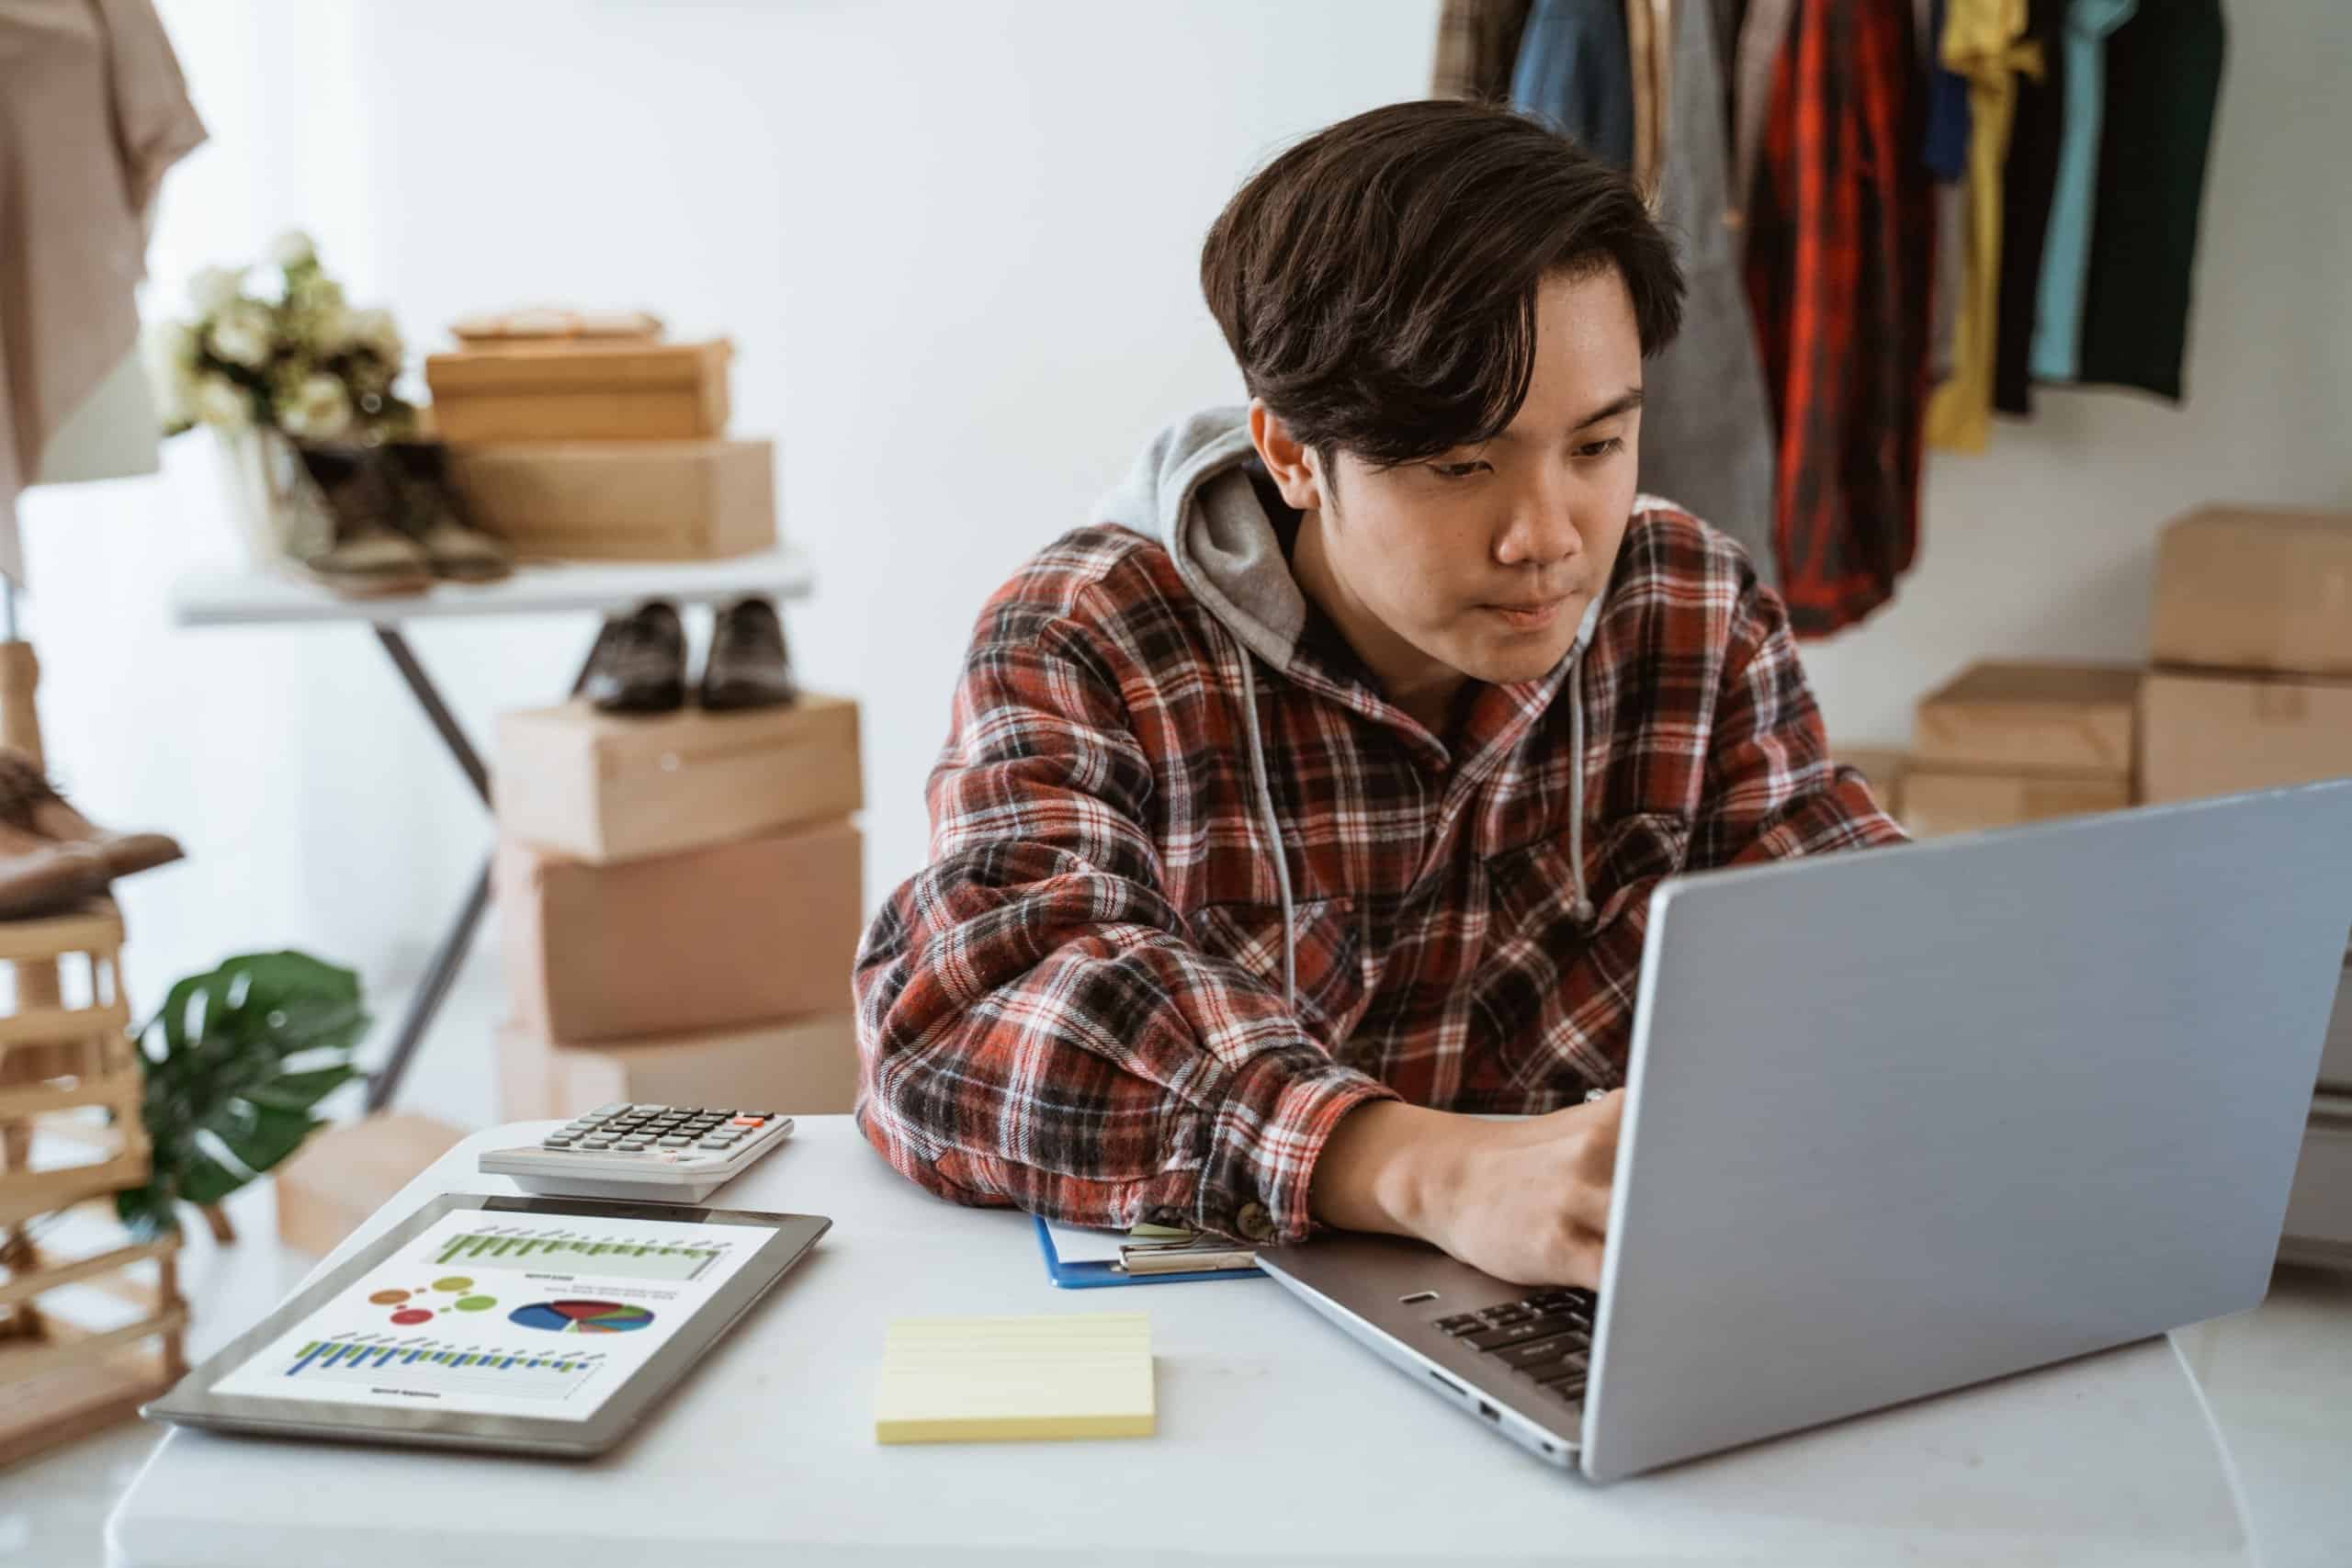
[{"x1": 1306, "y1": 1089, "x2": 1627, "y2": 1289}]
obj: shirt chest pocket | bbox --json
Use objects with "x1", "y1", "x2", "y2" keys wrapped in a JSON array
[
  {"x1": 1484, "y1": 811, "x2": 1693, "y2": 942},
  {"x1": 1186, "y1": 896, "x2": 1371, "y2": 1051},
  {"x1": 1469, "y1": 812, "x2": 1693, "y2": 1096}
]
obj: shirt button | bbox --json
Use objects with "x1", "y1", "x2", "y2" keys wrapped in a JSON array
[{"x1": 1234, "y1": 1202, "x2": 1274, "y2": 1243}]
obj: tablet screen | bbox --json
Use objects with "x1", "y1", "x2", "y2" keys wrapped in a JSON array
[{"x1": 210, "y1": 1208, "x2": 763, "y2": 1422}]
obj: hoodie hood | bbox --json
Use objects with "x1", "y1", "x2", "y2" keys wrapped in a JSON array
[{"x1": 1094, "y1": 406, "x2": 1605, "y2": 680}]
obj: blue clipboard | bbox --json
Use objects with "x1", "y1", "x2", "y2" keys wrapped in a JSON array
[{"x1": 1034, "y1": 1214, "x2": 1262, "y2": 1289}]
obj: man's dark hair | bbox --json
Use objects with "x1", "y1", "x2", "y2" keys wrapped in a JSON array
[{"x1": 1200, "y1": 99, "x2": 1684, "y2": 472}]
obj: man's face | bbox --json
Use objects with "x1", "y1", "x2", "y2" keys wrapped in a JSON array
[{"x1": 1263, "y1": 266, "x2": 1645, "y2": 703}]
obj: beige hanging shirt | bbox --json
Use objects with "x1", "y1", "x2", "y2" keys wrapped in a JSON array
[{"x1": 0, "y1": 0, "x2": 207, "y2": 584}]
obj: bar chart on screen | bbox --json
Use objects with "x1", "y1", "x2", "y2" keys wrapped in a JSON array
[
  {"x1": 280, "y1": 1333, "x2": 610, "y2": 1401},
  {"x1": 433, "y1": 1224, "x2": 731, "y2": 1281}
]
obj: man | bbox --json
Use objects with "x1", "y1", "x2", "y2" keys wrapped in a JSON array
[{"x1": 854, "y1": 100, "x2": 1904, "y2": 1288}]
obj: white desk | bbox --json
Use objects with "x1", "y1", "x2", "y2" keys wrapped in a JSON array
[
  {"x1": 107, "y1": 1118, "x2": 2255, "y2": 1566},
  {"x1": 168, "y1": 551, "x2": 813, "y2": 1108}
]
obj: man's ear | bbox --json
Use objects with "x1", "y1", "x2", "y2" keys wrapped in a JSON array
[{"x1": 1248, "y1": 400, "x2": 1326, "y2": 513}]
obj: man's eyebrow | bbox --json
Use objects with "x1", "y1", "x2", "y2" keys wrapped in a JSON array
[
  {"x1": 1572, "y1": 389, "x2": 1645, "y2": 428},
  {"x1": 1486, "y1": 389, "x2": 1645, "y2": 444}
]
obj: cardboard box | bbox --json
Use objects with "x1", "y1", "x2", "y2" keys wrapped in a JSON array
[
  {"x1": 2279, "y1": 1094, "x2": 2352, "y2": 1266},
  {"x1": 2140, "y1": 671, "x2": 2352, "y2": 804},
  {"x1": 424, "y1": 337, "x2": 730, "y2": 442},
  {"x1": 447, "y1": 439, "x2": 775, "y2": 561},
  {"x1": 2151, "y1": 506, "x2": 2352, "y2": 677},
  {"x1": 2320, "y1": 964, "x2": 2352, "y2": 1092},
  {"x1": 1900, "y1": 769, "x2": 2132, "y2": 839},
  {"x1": 496, "y1": 1013, "x2": 862, "y2": 1122},
  {"x1": 1912, "y1": 662, "x2": 2141, "y2": 777},
  {"x1": 497, "y1": 694, "x2": 861, "y2": 863},
  {"x1": 498, "y1": 819, "x2": 863, "y2": 1043},
  {"x1": 1830, "y1": 746, "x2": 1908, "y2": 818},
  {"x1": 275, "y1": 1112, "x2": 469, "y2": 1256}
]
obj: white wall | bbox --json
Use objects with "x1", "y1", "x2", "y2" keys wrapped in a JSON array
[{"x1": 18, "y1": 0, "x2": 2348, "y2": 1042}]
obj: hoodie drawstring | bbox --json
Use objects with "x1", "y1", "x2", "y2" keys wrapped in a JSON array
[
  {"x1": 1235, "y1": 644, "x2": 1298, "y2": 1010},
  {"x1": 1234, "y1": 634, "x2": 1596, "y2": 1019},
  {"x1": 1566, "y1": 655, "x2": 1595, "y2": 925}
]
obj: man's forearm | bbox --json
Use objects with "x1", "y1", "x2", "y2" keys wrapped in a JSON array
[{"x1": 1307, "y1": 1099, "x2": 1467, "y2": 1240}]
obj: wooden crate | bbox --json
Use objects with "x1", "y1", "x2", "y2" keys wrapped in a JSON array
[{"x1": 0, "y1": 899, "x2": 187, "y2": 1468}]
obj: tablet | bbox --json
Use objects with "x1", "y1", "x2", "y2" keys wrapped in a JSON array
[{"x1": 145, "y1": 1192, "x2": 829, "y2": 1457}]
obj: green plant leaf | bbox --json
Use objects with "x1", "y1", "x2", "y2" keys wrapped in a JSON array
[
  {"x1": 129, "y1": 951, "x2": 368, "y2": 1231},
  {"x1": 243, "y1": 1064, "x2": 360, "y2": 1113}
]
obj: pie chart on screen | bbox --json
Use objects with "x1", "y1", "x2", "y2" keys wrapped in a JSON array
[{"x1": 508, "y1": 1300, "x2": 655, "y2": 1334}]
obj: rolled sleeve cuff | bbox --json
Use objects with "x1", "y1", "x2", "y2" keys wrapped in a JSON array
[{"x1": 1190, "y1": 1047, "x2": 1398, "y2": 1246}]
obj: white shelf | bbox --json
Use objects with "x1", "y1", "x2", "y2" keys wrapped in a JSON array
[{"x1": 172, "y1": 547, "x2": 815, "y2": 629}]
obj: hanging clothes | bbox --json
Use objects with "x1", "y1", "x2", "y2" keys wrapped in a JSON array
[
  {"x1": 1726, "y1": 0, "x2": 1793, "y2": 227},
  {"x1": 1920, "y1": 0, "x2": 1972, "y2": 384},
  {"x1": 2073, "y1": 0, "x2": 2224, "y2": 401},
  {"x1": 1923, "y1": 0, "x2": 2043, "y2": 454},
  {"x1": 1990, "y1": 0, "x2": 2068, "y2": 414},
  {"x1": 2028, "y1": 0, "x2": 2137, "y2": 382},
  {"x1": 1623, "y1": 0, "x2": 1671, "y2": 195},
  {"x1": 1633, "y1": 0, "x2": 1779, "y2": 585},
  {"x1": 1432, "y1": 0, "x2": 1535, "y2": 101},
  {"x1": 1742, "y1": 0, "x2": 1935, "y2": 636},
  {"x1": 0, "y1": 0, "x2": 206, "y2": 585},
  {"x1": 1707, "y1": 0, "x2": 1747, "y2": 166},
  {"x1": 1509, "y1": 0, "x2": 1636, "y2": 169}
]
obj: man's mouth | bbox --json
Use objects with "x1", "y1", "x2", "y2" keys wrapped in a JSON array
[{"x1": 1480, "y1": 596, "x2": 1572, "y2": 631}]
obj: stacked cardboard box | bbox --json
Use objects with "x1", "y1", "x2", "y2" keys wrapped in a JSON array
[
  {"x1": 425, "y1": 329, "x2": 778, "y2": 561},
  {"x1": 2142, "y1": 506, "x2": 2352, "y2": 1269},
  {"x1": 1902, "y1": 662, "x2": 2140, "y2": 838},
  {"x1": 492, "y1": 696, "x2": 866, "y2": 1120},
  {"x1": 2141, "y1": 507, "x2": 2352, "y2": 803}
]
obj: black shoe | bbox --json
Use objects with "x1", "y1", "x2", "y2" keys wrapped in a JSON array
[
  {"x1": 699, "y1": 596, "x2": 798, "y2": 712},
  {"x1": 582, "y1": 600, "x2": 687, "y2": 715}
]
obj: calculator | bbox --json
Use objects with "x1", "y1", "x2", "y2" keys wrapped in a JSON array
[{"x1": 477, "y1": 1104, "x2": 797, "y2": 1201}]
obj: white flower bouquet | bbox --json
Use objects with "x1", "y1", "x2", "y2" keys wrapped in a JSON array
[{"x1": 144, "y1": 230, "x2": 413, "y2": 443}]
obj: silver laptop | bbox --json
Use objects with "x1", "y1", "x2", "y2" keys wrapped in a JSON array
[{"x1": 1257, "y1": 782, "x2": 2352, "y2": 1483}]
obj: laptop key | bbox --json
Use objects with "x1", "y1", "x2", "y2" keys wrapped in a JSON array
[
  {"x1": 1433, "y1": 1314, "x2": 1482, "y2": 1335},
  {"x1": 1491, "y1": 1333, "x2": 1582, "y2": 1368},
  {"x1": 1519, "y1": 1348, "x2": 1590, "y2": 1378},
  {"x1": 1463, "y1": 1313, "x2": 1580, "y2": 1352}
]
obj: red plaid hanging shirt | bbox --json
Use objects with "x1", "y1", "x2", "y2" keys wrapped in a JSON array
[{"x1": 854, "y1": 412, "x2": 1903, "y2": 1245}]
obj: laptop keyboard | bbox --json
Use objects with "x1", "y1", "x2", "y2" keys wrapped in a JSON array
[{"x1": 1432, "y1": 1287, "x2": 1596, "y2": 1403}]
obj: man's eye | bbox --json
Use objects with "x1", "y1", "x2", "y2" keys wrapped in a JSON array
[
  {"x1": 1430, "y1": 460, "x2": 1489, "y2": 479},
  {"x1": 1575, "y1": 436, "x2": 1626, "y2": 460}
]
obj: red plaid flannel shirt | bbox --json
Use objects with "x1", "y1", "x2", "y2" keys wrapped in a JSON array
[
  {"x1": 1743, "y1": 0, "x2": 1935, "y2": 636},
  {"x1": 854, "y1": 504, "x2": 1904, "y2": 1243}
]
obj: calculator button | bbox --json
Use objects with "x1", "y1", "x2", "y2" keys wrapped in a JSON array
[
  {"x1": 632, "y1": 1105, "x2": 668, "y2": 1114},
  {"x1": 658, "y1": 1135, "x2": 693, "y2": 1147},
  {"x1": 728, "y1": 1116, "x2": 765, "y2": 1127},
  {"x1": 588, "y1": 1103, "x2": 628, "y2": 1116},
  {"x1": 615, "y1": 1141, "x2": 650, "y2": 1152},
  {"x1": 695, "y1": 1137, "x2": 733, "y2": 1148}
]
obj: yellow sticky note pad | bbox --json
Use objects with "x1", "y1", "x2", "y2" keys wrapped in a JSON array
[{"x1": 875, "y1": 1311, "x2": 1155, "y2": 1444}]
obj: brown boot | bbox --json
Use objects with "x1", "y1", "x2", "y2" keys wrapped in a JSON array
[
  {"x1": 0, "y1": 749, "x2": 185, "y2": 881},
  {"x1": 0, "y1": 818, "x2": 109, "y2": 919}
]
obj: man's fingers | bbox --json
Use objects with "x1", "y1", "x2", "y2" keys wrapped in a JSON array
[
  {"x1": 1580, "y1": 1086, "x2": 1627, "y2": 1168},
  {"x1": 1559, "y1": 1227, "x2": 1606, "y2": 1292},
  {"x1": 1565, "y1": 1176, "x2": 1613, "y2": 1236}
]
